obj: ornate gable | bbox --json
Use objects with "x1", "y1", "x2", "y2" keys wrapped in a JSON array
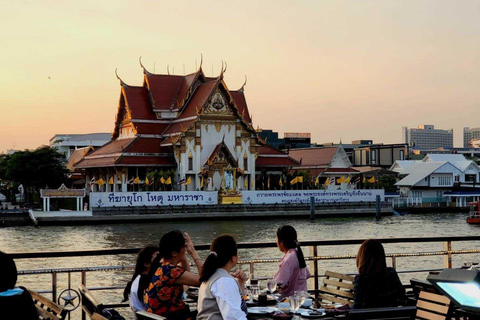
[{"x1": 203, "y1": 91, "x2": 235, "y2": 116}]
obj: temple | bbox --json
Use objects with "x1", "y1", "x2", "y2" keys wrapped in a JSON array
[{"x1": 73, "y1": 59, "x2": 299, "y2": 193}]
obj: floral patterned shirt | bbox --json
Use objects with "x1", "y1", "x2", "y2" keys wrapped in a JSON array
[{"x1": 144, "y1": 261, "x2": 186, "y2": 317}]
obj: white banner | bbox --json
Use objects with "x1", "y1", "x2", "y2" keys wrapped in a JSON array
[
  {"x1": 242, "y1": 189, "x2": 385, "y2": 204},
  {"x1": 90, "y1": 191, "x2": 218, "y2": 207}
]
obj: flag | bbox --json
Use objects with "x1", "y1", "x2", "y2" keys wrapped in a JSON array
[
  {"x1": 133, "y1": 177, "x2": 140, "y2": 184},
  {"x1": 337, "y1": 176, "x2": 345, "y2": 184},
  {"x1": 279, "y1": 177, "x2": 283, "y2": 187},
  {"x1": 329, "y1": 177, "x2": 335, "y2": 185},
  {"x1": 146, "y1": 177, "x2": 150, "y2": 185},
  {"x1": 244, "y1": 177, "x2": 248, "y2": 188},
  {"x1": 345, "y1": 176, "x2": 351, "y2": 184},
  {"x1": 177, "y1": 178, "x2": 186, "y2": 185},
  {"x1": 368, "y1": 176, "x2": 375, "y2": 183},
  {"x1": 267, "y1": 176, "x2": 270, "y2": 189},
  {"x1": 160, "y1": 177, "x2": 165, "y2": 184},
  {"x1": 362, "y1": 177, "x2": 366, "y2": 183},
  {"x1": 324, "y1": 178, "x2": 329, "y2": 186},
  {"x1": 165, "y1": 177, "x2": 172, "y2": 185},
  {"x1": 128, "y1": 177, "x2": 134, "y2": 184},
  {"x1": 314, "y1": 177, "x2": 319, "y2": 186},
  {"x1": 297, "y1": 176, "x2": 303, "y2": 183},
  {"x1": 108, "y1": 177, "x2": 114, "y2": 184},
  {"x1": 186, "y1": 177, "x2": 191, "y2": 185},
  {"x1": 90, "y1": 177, "x2": 96, "y2": 185},
  {"x1": 97, "y1": 178, "x2": 104, "y2": 186},
  {"x1": 290, "y1": 177, "x2": 298, "y2": 185},
  {"x1": 200, "y1": 177, "x2": 204, "y2": 188}
]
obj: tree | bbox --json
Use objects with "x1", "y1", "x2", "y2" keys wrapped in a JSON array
[
  {"x1": 0, "y1": 146, "x2": 67, "y2": 204},
  {"x1": 378, "y1": 175, "x2": 397, "y2": 192}
]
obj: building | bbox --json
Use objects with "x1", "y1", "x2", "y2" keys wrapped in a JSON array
[
  {"x1": 257, "y1": 130, "x2": 311, "y2": 149},
  {"x1": 73, "y1": 62, "x2": 298, "y2": 193},
  {"x1": 463, "y1": 127, "x2": 480, "y2": 147},
  {"x1": 402, "y1": 125, "x2": 453, "y2": 149},
  {"x1": 50, "y1": 133, "x2": 111, "y2": 159},
  {"x1": 288, "y1": 146, "x2": 359, "y2": 189},
  {"x1": 353, "y1": 143, "x2": 408, "y2": 168}
]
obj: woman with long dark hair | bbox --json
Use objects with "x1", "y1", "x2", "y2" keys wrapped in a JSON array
[
  {"x1": 352, "y1": 239, "x2": 405, "y2": 309},
  {"x1": 144, "y1": 231, "x2": 202, "y2": 320},
  {"x1": 197, "y1": 235, "x2": 248, "y2": 320},
  {"x1": 123, "y1": 245, "x2": 159, "y2": 313},
  {"x1": 274, "y1": 225, "x2": 310, "y2": 299}
]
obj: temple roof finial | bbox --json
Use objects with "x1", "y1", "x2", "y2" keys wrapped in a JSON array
[
  {"x1": 167, "y1": 65, "x2": 170, "y2": 75},
  {"x1": 115, "y1": 68, "x2": 126, "y2": 86},
  {"x1": 218, "y1": 60, "x2": 224, "y2": 80},
  {"x1": 139, "y1": 56, "x2": 150, "y2": 75},
  {"x1": 239, "y1": 75, "x2": 247, "y2": 92},
  {"x1": 198, "y1": 53, "x2": 203, "y2": 71}
]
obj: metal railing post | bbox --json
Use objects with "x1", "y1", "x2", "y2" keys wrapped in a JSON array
[
  {"x1": 444, "y1": 241, "x2": 452, "y2": 268},
  {"x1": 391, "y1": 256, "x2": 396, "y2": 270},
  {"x1": 52, "y1": 272, "x2": 57, "y2": 302},
  {"x1": 81, "y1": 270, "x2": 86, "y2": 320},
  {"x1": 310, "y1": 245, "x2": 319, "y2": 297}
]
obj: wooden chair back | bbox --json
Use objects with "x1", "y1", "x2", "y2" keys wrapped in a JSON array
[
  {"x1": 348, "y1": 306, "x2": 417, "y2": 320},
  {"x1": 78, "y1": 284, "x2": 104, "y2": 318},
  {"x1": 136, "y1": 310, "x2": 167, "y2": 320},
  {"x1": 410, "y1": 279, "x2": 439, "y2": 300},
  {"x1": 317, "y1": 270, "x2": 355, "y2": 306},
  {"x1": 29, "y1": 290, "x2": 67, "y2": 320},
  {"x1": 415, "y1": 291, "x2": 452, "y2": 320},
  {"x1": 91, "y1": 313, "x2": 109, "y2": 320}
]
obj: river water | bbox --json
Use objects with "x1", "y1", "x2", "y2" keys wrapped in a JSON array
[{"x1": 1, "y1": 212, "x2": 480, "y2": 319}]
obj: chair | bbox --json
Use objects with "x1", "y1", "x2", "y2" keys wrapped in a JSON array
[
  {"x1": 410, "y1": 279, "x2": 440, "y2": 299},
  {"x1": 347, "y1": 306, "x2": 417, "y2": 320},
  {"x1": 136, "y1": 310, "x2": 167, "y2": 320},
  {"x1": 317, "y1": 270, "x2": 355, "y2": 306},
  {"x1": 29, "y1": 289, "x2": 68, "y2": 320},
  {"x1": 415, "y1": 291, "x2": 452, "y2": 320},
  {"x1": 78, "y1": 284, "x2": 103, "y2": 318}
]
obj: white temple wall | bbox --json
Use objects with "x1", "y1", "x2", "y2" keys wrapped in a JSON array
[{"x1": 200, "y1": 123, "x2": 236, "y2": 164}]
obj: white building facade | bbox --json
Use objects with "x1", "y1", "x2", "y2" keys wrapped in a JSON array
[{"x1": 402, "y1": 125, "x2": 453, "y2": 149}]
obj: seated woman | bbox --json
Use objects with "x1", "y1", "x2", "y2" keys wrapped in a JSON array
[
  {"x1": 352, "y1": 239, "x2": 406, "y2": 309},
  {"x1": 0, "y1": 251, "x2": 38, "y2": 320},
  {"x1": 197, "y1": 235, "x2": 248, "y2": 320},
  {"x1": 274, "y1": 225, "x2": 310, "y2": 299},
  {"x1": 123, "y1": 245, "x2": 159, "y2": 313},
  {"x1": 144, "y1": 231, "x2": 202, "y2": 320}
]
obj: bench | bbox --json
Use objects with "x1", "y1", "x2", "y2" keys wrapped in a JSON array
[
  {"x1": 347, "y1": 306, "x2": 417, "y2": 320},
  {"x1": 415, "y1": 291, "x2": 452, "y2": 320},
  {"x1": 91, "y1": 313, "x2": 108, "y2": 320},
  {"x1": 78, "y1": 284, "x2": 104, "y2": 318},
  {"x1": 317, "y1": 271, "x2": 355, "y2": 306},
  {"x1": 29, "y1": 289, "x2": 67, "y2": 320}
]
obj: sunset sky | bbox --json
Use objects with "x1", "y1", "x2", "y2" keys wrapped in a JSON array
[{"x1": 1, "y1": 0, "x2": 480, "y2": 153}]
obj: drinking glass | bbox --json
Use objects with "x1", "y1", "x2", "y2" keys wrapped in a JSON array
[
  {"x1": 251, "y1": 285, "x2": 260, "y2": 301},
  {"x1": 267, "y1": 279, "x2": 277, "y2": 294},
  {"x1": 295, "y1": 290, "x2": 307, "y2": 306},
  {"x1": 289, "y1": 295, "x2": 301, "y2": 314}
]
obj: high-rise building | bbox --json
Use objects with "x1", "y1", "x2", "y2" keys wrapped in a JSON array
[
  {"x1": 402, "y1": 125, "x2": 453, "y2": 149},
  {"x1": 463, "y1": 127, "x2": 480, "y2": 147}
]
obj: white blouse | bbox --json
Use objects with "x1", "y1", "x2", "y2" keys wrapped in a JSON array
[
  {"x1": 211, "y1": 276, "x2": 247, "y2": 320},
  {"x1": 129, "y1": 275, "x2": 146, "y2": 312}
]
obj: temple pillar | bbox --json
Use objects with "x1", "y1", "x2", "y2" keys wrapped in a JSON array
[{"x1": 121, "y1": 173, "x2": 127, "y2": 192}]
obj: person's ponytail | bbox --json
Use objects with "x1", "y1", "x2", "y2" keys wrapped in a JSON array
[
  {"x1": 296, "y1": 242, "x2": 306, "y2": 269},
  {"x1": 199, "y1": 252, "x2": 220, "y2": 282},
  {"x1": 200, "y1": 235, "x2": 238, "y2": 283}
]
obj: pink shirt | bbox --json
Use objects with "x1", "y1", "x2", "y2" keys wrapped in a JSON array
[{"x1": 274, "y1": 248, "x2": 310, "y2": 299}]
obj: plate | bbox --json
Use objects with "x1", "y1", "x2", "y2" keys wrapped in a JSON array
[
  {"x1": 301, "y1": 311, "x2": 326, "y2": 318},
  {"x1": 248, "y1": 307, "x2": 278, "y2": 314}
]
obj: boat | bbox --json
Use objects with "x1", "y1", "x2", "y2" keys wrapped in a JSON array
[{"x1": 467, "y1": 202, "x2": 480, "y2": 224}]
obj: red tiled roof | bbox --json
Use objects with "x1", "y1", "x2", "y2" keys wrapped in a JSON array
[
  {"x1": 122, "y1": 86, "x2": 156, "y2": 120},
  {"x1": 132, "y1": 122, "x2": 169, "y2": 135},
  {"x1": 289, "y1": 147, "x2": 338, "y2": 167},
  {"x1": 181, "y1": 80, "x2": 219, "y2": 118},
  {"x1": 74, "y1": 157, "x2": 119, "y2": 168},
  {"x1": 174, "y1": 72, "x2": 199, "y2": 109},
  {"x1": 258, "y1": 144, "x2": 288, "y2": 155},
  {"x1": 160, "y1": 135, "x2": 181, "y2": 146},
  {"x1": 118, "y1": 156, "x2": 175, "y2": 166},
  {"x1": 230, "y1": 90, "x2": 251, "y2": 123},
  {"x1": 85, "y1": 138, "x2": 135, "y2": 156},
  {"x1": 163, "y1": 119, "x2": 197, "y2": 135},
  {"x1": 124, "y1": 138, "x2": 169, "y2": 153},
  {"x1": 256, "y1": 157, "x2": 299, "y2": 167},
  {"x1": 145, "y1": 74, "x2": 184, "y2": 110},
  {"x1": 66, "y1": 146, "x2": 93, "y2": 171}
]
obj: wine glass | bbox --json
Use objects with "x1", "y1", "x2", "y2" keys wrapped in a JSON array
[
  {"x1": 295, "y1": 290, "x2": 307, "y2": 307},
  {"x1": 251, "y1": 285, "x2": 260, "y2": 301},
  {"x1": 267, "y1": 279, "x2": 277, "y2": 294}
]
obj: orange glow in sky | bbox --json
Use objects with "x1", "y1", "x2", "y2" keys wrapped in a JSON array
[{"x1": 1, "y1": 0, "x2": 480, "y2": 152}]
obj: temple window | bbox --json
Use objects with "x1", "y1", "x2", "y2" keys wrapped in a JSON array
[
  {"x1": 244, "y1": 154, "x2": 248, "y2": 171},
  {"x1": 188, "y1": 152, "x2": 193, "y2": 171}
]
